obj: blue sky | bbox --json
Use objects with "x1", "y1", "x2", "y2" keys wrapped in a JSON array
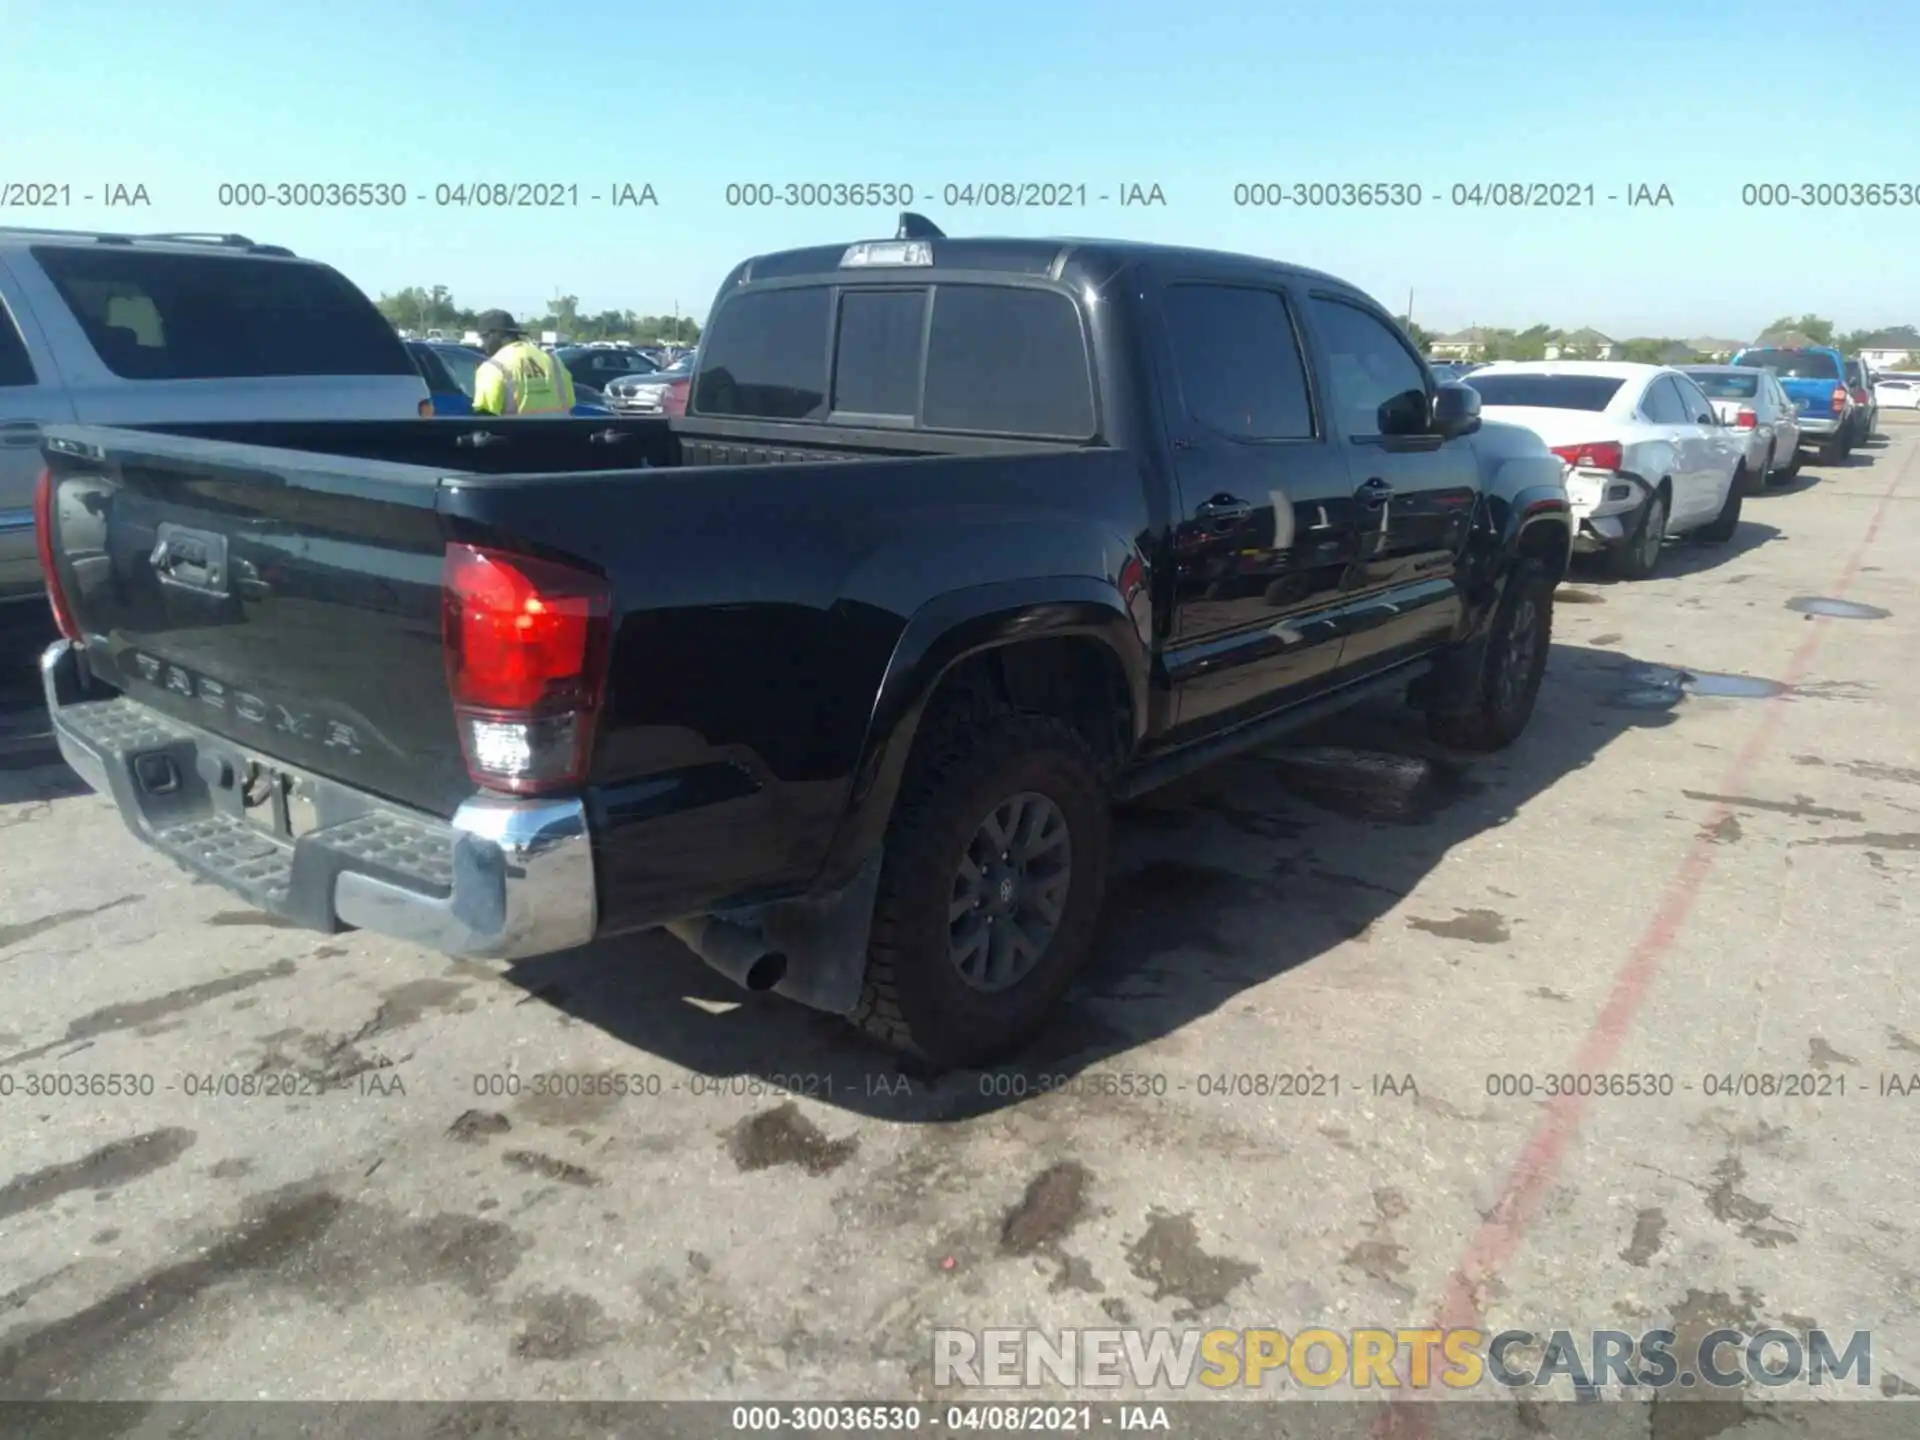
[{"x1": 9, "y1": 0, "x2": 1917, "y2": 338}]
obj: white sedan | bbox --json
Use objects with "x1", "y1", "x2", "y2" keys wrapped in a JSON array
[
  {"x1": 1874, "y1": 374, "x2": 1920, "y2": 410},
  {"x1": 1462, "y1": 361, "x2": 1749, "y2": 579}
]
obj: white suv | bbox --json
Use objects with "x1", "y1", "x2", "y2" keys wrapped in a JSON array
[{"x1": 0, "y1": 228, "x2": 428, "y2": 615}]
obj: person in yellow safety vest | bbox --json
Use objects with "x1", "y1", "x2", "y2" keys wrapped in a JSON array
[{"x1": 470, "y1": 310, "x2": 577, "y2": 416}]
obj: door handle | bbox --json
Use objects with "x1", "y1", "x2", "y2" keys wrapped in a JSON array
[
  {"x1": 1195, "y1": 495, "x2": 1253, "y2": 523},
  {"x1": 0, "y1": 420, "x2": 41, "y2": 447},
  {"x1": 1355, "y1": 476, "x2": 1395, "y2": 504}
]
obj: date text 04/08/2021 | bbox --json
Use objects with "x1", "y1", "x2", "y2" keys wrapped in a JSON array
[
  {"x1": 209, "y1": 181, "x2": 659, "y2": 208},
  {"x1": 721, "y1": 182, "x2": 1168, "y2": 208}
]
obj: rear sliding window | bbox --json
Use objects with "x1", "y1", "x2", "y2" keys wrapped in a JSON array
[
  {"x1": 1462, "y1": 374, "x2": 1625, "y2": 410},
  {"x1": 693, "y1": 282, "x2": 1095, "y2": 439},
  {"x1": 1687, "y1": 372, "x2": 1759, "y2": 399},
  {"x1": 30, "y1": 247, "x2": 414, "y2": 381},
  {"x1": 1734, "y1": 349, "x2": 1840, "y2": 380}
]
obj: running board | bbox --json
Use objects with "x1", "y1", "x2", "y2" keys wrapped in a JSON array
[{"x1": 1113, "y1": 660, "x2": 1430, "y2": 803}]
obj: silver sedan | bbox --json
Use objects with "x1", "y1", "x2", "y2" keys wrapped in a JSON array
[{"x1": 1680, "y1": 364, "x2": 1802, "y2": 488}]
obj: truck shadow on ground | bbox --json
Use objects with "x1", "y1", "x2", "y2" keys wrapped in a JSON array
[{"x1": 504, "y1": 638, "x2": 1698, "y2": 1121}]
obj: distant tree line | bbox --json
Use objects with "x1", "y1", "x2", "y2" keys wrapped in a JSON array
[
  {"x1": 1396, "y1": 315, "x2": 1920, "y2": 366},
  {"x1": 375, "y1": 286, "x2": 701, "y2": 345}
]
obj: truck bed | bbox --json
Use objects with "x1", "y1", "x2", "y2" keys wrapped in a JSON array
[{"x1": 39, "y1": 416, "x2": 1117, "y2": 839}]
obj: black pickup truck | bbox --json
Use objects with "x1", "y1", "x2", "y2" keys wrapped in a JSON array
[{"x1": 36, "y1": 218, "x2": 1571, "y2": 1066}]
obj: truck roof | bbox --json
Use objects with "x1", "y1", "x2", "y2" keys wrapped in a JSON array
[
  {"x1": 0, "y1": 225, "x2": 297, "y2": 259},
  {"x1": 726, "y1": 232, "x2": 1363, "y2": 299}
]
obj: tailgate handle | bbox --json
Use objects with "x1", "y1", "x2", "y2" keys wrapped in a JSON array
[{"x1": 151, "y1": 523, "x2": 230, "y2": 597}]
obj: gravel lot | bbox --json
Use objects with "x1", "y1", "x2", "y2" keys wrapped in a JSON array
[{"x1": 0, "y1": 421, "x2": 1915, "y2": 1428}]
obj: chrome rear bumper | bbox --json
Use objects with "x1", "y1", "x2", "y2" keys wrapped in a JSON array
[{"x1": 41, "y1": 640, "x2": 596, "y2": 960}]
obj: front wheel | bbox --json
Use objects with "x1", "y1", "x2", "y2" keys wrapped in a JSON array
[
  {"x1": 1427, "y1": 559, "x2": 1554, "y2": 752},
  {"x1": 1696, "y1": 469, "x2": 1745, "y2": 543},
  {"x1": 852, "y1": 711, "x2": 1111, "y2": 1068},
  {"x1": 1607, "y1": 488, "x2": 1666, "y2": 580}
]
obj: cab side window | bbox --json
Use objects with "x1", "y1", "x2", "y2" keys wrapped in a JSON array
[{"x1": 1308, "y1": 297, "x2": 1429, "y2": 437}]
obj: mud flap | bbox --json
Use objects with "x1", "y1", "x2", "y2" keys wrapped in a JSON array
[{"x1": 708, "y1": 851, "x2": 886, "y2": 1016}]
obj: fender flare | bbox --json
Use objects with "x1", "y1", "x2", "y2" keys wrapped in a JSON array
[{"x1": 811, "y1": 575, "x2": 1149, "y2": 892}]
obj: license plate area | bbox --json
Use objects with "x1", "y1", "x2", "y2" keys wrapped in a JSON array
[{"x1": 239, "y1": 761, "x2": 319, "y2": 840}]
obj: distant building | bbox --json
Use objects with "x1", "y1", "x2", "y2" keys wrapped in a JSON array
[
  {"x1": 1429, "y1": 327, "x2": 1500, "y2": 359},
  {"x1": 1687, "y1": 338, "x2": 1745, "y2": 362},
  {"x1": 1852, "y1": 330, "x2": 1920, "y2": 368},
  {"x1": 1544, "y1": 328, "x2": 1616, "y2": 360}
]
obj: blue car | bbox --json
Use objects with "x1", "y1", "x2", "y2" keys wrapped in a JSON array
[{"x1": 405, "y1": 340, "x2": 475, "y2": 416}]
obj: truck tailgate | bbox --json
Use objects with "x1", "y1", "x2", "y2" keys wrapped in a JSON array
[
  {"x1": 41, "y1": 427, "x2": 472, "y2": 819},
  {"x1": 1777, "y1": 376, "x2": 1839, "y2": 417}
]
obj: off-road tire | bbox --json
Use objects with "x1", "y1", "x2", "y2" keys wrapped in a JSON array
[
  {"x1": 1819, "y1": 437, "x2": 1846, "y2": 465},
  {"x1": 1695, "y1": 470, "x2": 1745, "y2": 543},
  {"x1": 1427, "y1": 559, "x2": 1554, "y2": 751},
  {"x1": 850, "y1": 710, "x2": 1111, "y2": 1068},
  {"x1": 1607, "y1": 487, "x2": 1667, "y2": 580}
]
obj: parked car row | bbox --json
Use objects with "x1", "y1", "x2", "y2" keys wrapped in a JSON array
[{"x1": 1451, "y1": 340, "x2": 1891, "y2": 580}]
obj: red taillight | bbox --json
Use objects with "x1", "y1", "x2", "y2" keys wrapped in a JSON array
[
  {"x1": 442, "y1": 543, "x2": 612, "y2": 795},
  {"x1": 1734, "y1": 408, "x2": 1757, "y2": 429},
  {"x1": 1851, "y1": 387, "x2": 1870, "y2": 406},
  {"x1": 663, "y1": 377, "x2": 690, "y2": 416},
  {"x1": 35, "y1": 469, "x2": 81, "y2": 642},
  {"x1": 1549, "y1": 440, "x2": 1624, "y2": 472},
  {"x1": 419, "y1": 397, "x2": 436, "y2": 417},
  {"x1": 1832, "y1": 388, "x2": 1848, "y2": 414}
]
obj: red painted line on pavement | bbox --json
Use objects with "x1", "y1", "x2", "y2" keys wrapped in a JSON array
[{"x1": 1371, "y1": 456, "x2": 1909, "y2": 1440}]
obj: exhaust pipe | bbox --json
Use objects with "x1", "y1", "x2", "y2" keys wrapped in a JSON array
[{"x1": 664, "y1": 916, "x2": 788, "y2": 993}]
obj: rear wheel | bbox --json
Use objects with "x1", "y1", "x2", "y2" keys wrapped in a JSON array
[
  {"x1": 1427, "y1": 559, "x2": 1554, "y2": 752},
  {"x1": 1607, "y1": 488, "x2": 1666, "y2": 580},
  {"x1": 1819, "y1": 436, "x2": 1846, "y2": 465},
  {"x1": 1769, "y1": 442, "x2": 1801, "y2": 485},
  {"x1": 1696, "y1": 469, "x2": 1744, "y2": 543},
  {"x1": 852, "y1": 710, "x2": 1110, "y2": 1068}
]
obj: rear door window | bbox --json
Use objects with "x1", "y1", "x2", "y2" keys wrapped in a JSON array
[
  {"x1": 30, "y1": 247, "x2": 414, "y2": 380},
  {"x1": 921, "y1": 286, "x2": 1094, "y2": 438},
  {"x1": 1671, "y1": 374, "x2": 1714, "y2": 423},
  {"x1": 1641, "y1": 376, "x2": 1689, "y2": 424},
  {"x1": 1159, "y1": 283, "x2": 1315, "y2": 440},
  {"x1": 0, "y1": 303, "x2": 37, "y2": 386}
]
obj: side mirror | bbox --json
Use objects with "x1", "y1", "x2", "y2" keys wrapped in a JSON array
[
  {"x1": 1431, "y1": 382, "x2": 1482, "y2": 439},
  {"x1": 1378, "y1": 389, "x2": 1430, "y2": 436}
]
